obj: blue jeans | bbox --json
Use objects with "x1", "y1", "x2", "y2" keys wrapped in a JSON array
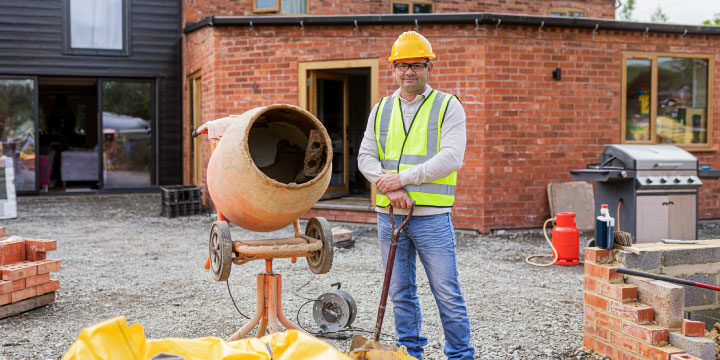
[{"x1": 377, "y1": 212, "x2": 475, "y2": 360}]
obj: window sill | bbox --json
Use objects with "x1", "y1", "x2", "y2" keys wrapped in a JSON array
[
  {"x1": 64, "y1": 48, "x2": 129, "y2": 57},
  {"x1": 683, "y1": 146, "x2": 718, "y2": 153}
]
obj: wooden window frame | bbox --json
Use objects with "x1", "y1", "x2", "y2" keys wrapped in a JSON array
[
  {"x1": 621, "y1": 51, "x2": 715, "y2": 152},
  {"x1": 252, "y1": 0, "x2": 309, "y2": 14},
  {"x1": 185, "y1": 70, "x2": 203, "y2": 186},
  {"x1": 253, "y1": 0, "x2": 279, "y2": 13},
  {"x1": 548, "y1": 7, "x2": 585, "y2": 17},
  {"x1": 391, "y1": 0, "x2": 434, "y2": 14},
  {"x1": 298, "y1": 58, "x2": 380, "y2": 205}
]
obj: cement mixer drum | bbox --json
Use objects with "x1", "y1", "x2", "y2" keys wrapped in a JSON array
[{"x1": 207, "y1": 105, "x2": 333, "y2": 232}]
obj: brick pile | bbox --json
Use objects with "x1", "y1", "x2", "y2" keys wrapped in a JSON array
[
  {"x1": 0, "y1": 227, "x2": 60, "y2": 315},
  {"x1": 584, "y1": 247, "x2": 705, "y2": 360}
]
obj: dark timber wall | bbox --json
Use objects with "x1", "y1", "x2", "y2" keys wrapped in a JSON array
[{"x1": 0, "y1": 0, "x2": 182, "y2": 186}]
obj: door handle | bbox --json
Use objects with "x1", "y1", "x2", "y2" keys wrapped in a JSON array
[{"x1": 662, "y1": 201, "x2": 675, "y2": 206}]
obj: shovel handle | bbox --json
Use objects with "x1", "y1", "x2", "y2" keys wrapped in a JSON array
[
  {"x1": 374, "y1": 202, "x2": 415, "y2": 342},
  {"x1": 616, "y1": 267, "x2": 720, "y2": 291}
]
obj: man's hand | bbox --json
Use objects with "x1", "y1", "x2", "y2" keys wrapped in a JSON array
[
  {"x1": 376, "y1": 169, "x2": 403, "y2": 194},
  {"x1": 386, "y1": 189, "x2": 413, "y2": 209}
]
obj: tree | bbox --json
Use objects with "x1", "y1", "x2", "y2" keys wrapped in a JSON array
[
  {"x1": 703, "y1": 13, "x2": 720, "y2": 25},
  {"x1": 616, "y1": 0, "x2": 636, "y2": 21},
  {"x1": 650, "y1": 6, "x2": 668, "y2": 23}
]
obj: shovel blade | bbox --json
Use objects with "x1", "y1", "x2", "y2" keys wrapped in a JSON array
[
  {"x1": 348, "y1": 334, "x2": 416, "y2": 360},
  {"x1": 349, "y1": 334, "x2": 396, "y2": 352}
]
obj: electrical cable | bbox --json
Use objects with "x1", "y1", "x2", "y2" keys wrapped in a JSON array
[
  {"x1": 226, "y1": 279, "x2": 250, "y2": 320},
  {"x1": 525, "y1": 217, "x2": 560, "y2": 267},
  {"x1": 293, "y1": 276, "x2": 318, "y2": 301}
]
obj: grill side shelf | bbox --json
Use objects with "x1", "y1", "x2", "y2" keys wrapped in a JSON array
[
  {"x1": 698, "y1": 169, "x2": 720, "y2": 179},
  {"x1": 570, "y1": 169, "x2": 632, "y2": 182}
]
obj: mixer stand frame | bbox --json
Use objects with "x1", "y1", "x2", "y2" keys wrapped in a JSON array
[{"x1": 227, "y1": 259, "x2": 299, "y2": 340}]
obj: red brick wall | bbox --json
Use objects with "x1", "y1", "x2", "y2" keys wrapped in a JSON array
[
  {"x1": 182, "y1": 23, "x2": 720, "y2": 233},
  {"x1": 183, "y1": 0, "x2": 615, "y2": 24}
]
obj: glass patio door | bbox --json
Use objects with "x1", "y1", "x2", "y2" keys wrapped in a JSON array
[
  {"x1": 0, "y1": 77, "x2": 38, "y2": 192},
  {"x1": 100, "y1": 79, "x2": 153, "y2": 188}
]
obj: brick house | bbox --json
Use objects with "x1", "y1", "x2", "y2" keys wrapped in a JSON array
[{"x1": 182, "y1": 0, "x2": 720, "y2": 233}]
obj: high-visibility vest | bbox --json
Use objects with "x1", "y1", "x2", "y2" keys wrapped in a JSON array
[{"x1": 374, "y1": 90, "x2": 457, "y2": 208}]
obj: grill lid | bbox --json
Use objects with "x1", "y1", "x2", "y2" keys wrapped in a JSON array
[{"x1": 597, "y1": 144, "x2": 697, "y2": 171}]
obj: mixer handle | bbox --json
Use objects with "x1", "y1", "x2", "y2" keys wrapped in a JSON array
[{"x1": 192, "y1": 126, "x2": 208, "y2": 138}]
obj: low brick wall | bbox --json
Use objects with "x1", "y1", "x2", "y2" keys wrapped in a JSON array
[{"x1": 583, "y1": 247, "x2": 713, "y2": 360}]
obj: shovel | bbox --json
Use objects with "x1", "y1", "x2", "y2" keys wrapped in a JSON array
[{"x1": 349, "y1": 203, "x2": 416, "y2": 359}]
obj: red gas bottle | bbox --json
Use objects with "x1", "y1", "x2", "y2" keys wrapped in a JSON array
[{"x1": 552, "y1": 212, "x2": 580, "y2": 266}]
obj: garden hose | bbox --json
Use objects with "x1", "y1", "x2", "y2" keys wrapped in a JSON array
[{"x1": 525, "y1": 218, "x2": 559, "y2": 267}]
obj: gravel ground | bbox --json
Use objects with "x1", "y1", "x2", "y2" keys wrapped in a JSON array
[{"x1": 1, "y1": 194, "x2": 719, "y2": 360}]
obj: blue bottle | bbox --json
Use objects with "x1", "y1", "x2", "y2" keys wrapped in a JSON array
[{"x1": 595, "y1": 204, "x2": 615, "y2": 249}]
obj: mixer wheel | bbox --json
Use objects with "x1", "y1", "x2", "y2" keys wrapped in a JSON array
[
  {"x1": 210, "y1": 221, "x2": 233, "y2": 281},
  {"x1": 305, "y1": 217, "x2": 333, "y2": 274}
]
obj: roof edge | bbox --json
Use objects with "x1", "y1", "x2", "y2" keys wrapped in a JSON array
[{"x1": 183, "y1": 13, "x2": 720, "y2": 36}]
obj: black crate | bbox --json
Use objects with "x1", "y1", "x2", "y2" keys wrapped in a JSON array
[
  {"x1": 160, "y1": 185, "x2": 201, "y2": 204},
  {"x1": 160, "y1": 185, "x2": 203, "y2": 218},
  {"x1": 162, "y1": 201, "x2": 203, "y2": 218}
]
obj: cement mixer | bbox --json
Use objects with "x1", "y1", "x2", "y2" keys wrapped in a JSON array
[{"x1": 193, "y1": 104, "x2": 335, "y2": 340}]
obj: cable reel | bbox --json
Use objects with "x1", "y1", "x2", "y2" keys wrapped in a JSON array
[{"x1": 312, "y1": 288, "x2": 357, "y2": 333}]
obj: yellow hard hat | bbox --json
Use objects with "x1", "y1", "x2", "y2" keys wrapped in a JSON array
[{"x1": 387, "y1": 31, "x2": 436, "y2": 63}]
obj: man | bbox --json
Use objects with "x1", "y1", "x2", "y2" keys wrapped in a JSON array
[{"x1": 357, "y1": 31, "x2": 475, "y2": 360}]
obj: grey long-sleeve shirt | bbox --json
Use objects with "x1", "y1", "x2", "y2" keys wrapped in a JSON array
[{"x1": 357, "y1": 85, "x2": 467, "y2": 216}]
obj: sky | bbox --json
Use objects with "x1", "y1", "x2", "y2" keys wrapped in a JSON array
[{"x1": 624, "y1": 0, "x2": 720, "y2": 25}]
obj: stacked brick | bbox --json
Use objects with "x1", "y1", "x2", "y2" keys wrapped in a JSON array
[
  {"x1": 0, "y1": 228, "x2": 60, "y2": 312},
  {"x1": 584, "y1": 247, "x2": 701, "y2": 360}
]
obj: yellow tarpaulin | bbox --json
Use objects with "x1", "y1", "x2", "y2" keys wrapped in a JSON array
[{"x1": 62, "y1": 316, "x2": 352, "y2": 360}]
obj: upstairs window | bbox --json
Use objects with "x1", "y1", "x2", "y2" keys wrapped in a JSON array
[
  {"x1": 253, "y1": 0, "x2": 306, "y2": 14},
  {"x1": 548, "y1": 7, "x2": 585, "y2": 17},
  {"x1": 622, "y1": 52, "x2": 714, "y2": 150},
  {"x1": 64, "y1": 0, "x2": 128, "y2": 55},
  {"x1": 392, "y1": 0, "x2": 433, "y2": 14}
]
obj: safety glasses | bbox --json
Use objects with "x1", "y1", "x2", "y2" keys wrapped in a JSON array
[{"x1": 393, "y1": 62, "x2": 429, "y2": 72}]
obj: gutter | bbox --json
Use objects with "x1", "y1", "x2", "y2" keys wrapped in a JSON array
[{"x1": 183, "y1": 13, "x2": 720, "y2": 36}]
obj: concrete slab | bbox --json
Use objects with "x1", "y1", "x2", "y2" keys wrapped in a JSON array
[
  {"x1": 547, "y1": 181, "x2": 595, "y2": 231},
  {"x1": 331, "y1": 227, "x2": 354, "y2": 248}
]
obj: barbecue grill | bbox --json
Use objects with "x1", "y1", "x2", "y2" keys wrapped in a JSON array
[{"x1": 570, "y1": 144, "x2": 720, "y2": 244}]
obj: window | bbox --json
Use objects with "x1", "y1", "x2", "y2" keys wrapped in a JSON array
[
  {"x1": 253, "y1": 0, "x2": 306, "y2": 14},
  {"x1": 63, "y1": 0, "x2": 128, "y2": 55},
  {"x1": 548, "y1": 7, "x2": 585, "y2": 17},
  {"x1": 391, "y1": 0, "x2": 433, "y2": 14},
  {"x1": 622, "y1": 52, "x2": 714, "y2": 149}
]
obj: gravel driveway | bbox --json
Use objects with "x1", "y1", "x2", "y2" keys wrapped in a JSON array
[{"x1": 1, "y1": 194, "x2": 719, "y2": 359}]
